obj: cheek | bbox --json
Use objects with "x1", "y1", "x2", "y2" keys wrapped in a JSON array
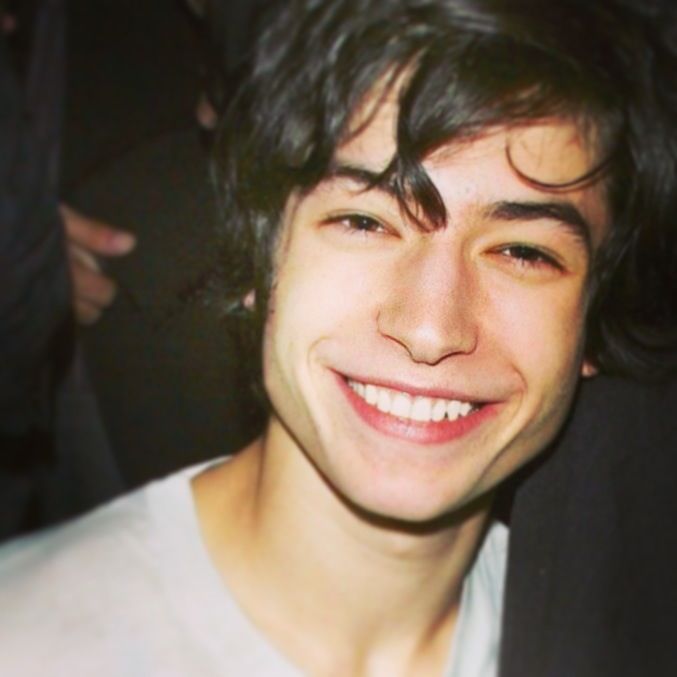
[
  {"x1": 263, "y1": 237, "x2": 385, "y2": 393},
  {"x1": 485, "y1": 280, "x2": 587, "y2": 385},
  {"x1": 273, "y1": 241, "x2": 386, "y2": 343}
]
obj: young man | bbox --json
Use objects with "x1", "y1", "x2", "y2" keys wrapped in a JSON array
[{"x1": 0, "y1": 1, "x2": 675, "y2": 675}]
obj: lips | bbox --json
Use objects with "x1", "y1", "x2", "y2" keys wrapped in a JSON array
[{"x1": 336, "y1": 373, "x2": 497, "y2": 445}]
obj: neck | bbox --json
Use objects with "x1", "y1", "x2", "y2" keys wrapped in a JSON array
[{"x1": 194, "y1": 424, "x2": 493, "y2": 676}]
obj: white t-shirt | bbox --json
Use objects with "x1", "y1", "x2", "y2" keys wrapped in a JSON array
[{"x1": 0, "y1": 463, "x2": 508, "y2": 676}]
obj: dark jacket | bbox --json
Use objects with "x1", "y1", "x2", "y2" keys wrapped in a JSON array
[
  {"x1": 0, "y1": 0, "x2": 73, "y2": 537},
  {"x1": 501, "y1": 375, "x2": 677, "y2": 676}
]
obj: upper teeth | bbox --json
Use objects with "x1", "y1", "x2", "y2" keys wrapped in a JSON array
[{"x1": 348, "y1": 379, "x2": 476, "y2": 423}]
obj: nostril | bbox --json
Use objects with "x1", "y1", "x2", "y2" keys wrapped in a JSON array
[{"x1": 376, "y1": 307, "x2": 479, "y2": 366}]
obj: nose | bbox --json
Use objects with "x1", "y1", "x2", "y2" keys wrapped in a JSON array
[{"x1": 377, "y1": 242, "x2": 479, "y2": 365}]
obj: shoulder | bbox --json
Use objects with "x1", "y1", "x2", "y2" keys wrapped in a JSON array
[
  {"x1": 0, "y1": 484, "x2": 151, "y2": 616},
  {"x1": 0, "y1": 482, "x2": 149, "y2": 583},
  {"x1": 0, "y1": 472, "x2": 189, "y2": 675}
]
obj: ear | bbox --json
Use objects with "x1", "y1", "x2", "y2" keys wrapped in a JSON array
[{"x1": 581, "y1": 359, "x2": 598, "y2": 378}]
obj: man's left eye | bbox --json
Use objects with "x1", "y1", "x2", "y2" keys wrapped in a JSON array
[{"x1": 497, "y1": 244, "x2": 563, "y2": 270}]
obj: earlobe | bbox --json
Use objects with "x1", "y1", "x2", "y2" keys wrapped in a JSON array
[
  {"x1": 581, "y1": 360, "x2": 598, "y2": 378},
  {"x1": 243, "y1": 290, "x2": 256, "y2": 310}
]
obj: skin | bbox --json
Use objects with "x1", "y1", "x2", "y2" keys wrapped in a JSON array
[
  {"x1": 193, "y1": 95, "x2": 608, "y2": 676},
  {"x1": 60, "y1": 205, "x2": 136, "y2": 325}
]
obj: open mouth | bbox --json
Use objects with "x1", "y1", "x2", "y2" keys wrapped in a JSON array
[
  {"x1": 346, "y1": 378, "x2": 482, "y2": 423},
  {"x1": 337, "y1": 373, "x2": 493, "y2": 445}
]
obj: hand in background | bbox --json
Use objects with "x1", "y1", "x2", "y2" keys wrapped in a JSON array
[{"x1": 60, "y1": 204, "x2": 136, "y2": 325}]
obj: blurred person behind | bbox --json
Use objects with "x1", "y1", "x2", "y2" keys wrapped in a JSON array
[{"x1": 0, "y1": 0, "x2": 133, "y2": 540}]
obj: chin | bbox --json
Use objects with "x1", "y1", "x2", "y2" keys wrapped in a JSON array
[{"x1": 323, "y1": 457, "x2": 491, "y2": 528}]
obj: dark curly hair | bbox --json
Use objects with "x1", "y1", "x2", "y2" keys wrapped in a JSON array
[{"x1": 213, "y1": 0, "x2": 677, "y2": 395}]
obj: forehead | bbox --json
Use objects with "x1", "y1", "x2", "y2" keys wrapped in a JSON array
[
  {"x1": 333, "y1": 90, "x2": 609, "y2": 242},
  {"x1": 342, "y1": 80, "x2": 599, "y2": 176}
]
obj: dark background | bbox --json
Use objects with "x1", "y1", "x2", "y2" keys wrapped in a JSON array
[{"x1": 63, "y1": 0, "x2": 258, "y2": 487}]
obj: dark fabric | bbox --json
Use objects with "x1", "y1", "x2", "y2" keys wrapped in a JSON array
[
  {"x1": 0, "y1": 0, "x2": 124, "y2": 540},
  {"x1": 500, "y1": 375, "x2": 677, "y2": 677},
  {"x1": 200, "y1": 0, "x2": 283, "y2": 109},
  {"x1": 0, "y1": 0, "x2": 72, "y2": 538},
  {"x1": 206, "y1": 0, "x2": 279, "y2": 73},
  {"x1": 0, "y1": 0, "x2": 70, "y2": 443}
]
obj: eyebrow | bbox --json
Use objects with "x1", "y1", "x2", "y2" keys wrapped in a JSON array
[
  {"x1": 326, "y1": 163, "x2": 593, "y2": 250},
  {"x1": 325, "y1": 163, "x2": 397, "y2": 196},
  {"x1": 486, "y1": 201, "x2": 592, "y2": 251}
]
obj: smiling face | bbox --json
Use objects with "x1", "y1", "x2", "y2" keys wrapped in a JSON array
[{"x1": 261, "y1": 98, "x2": 608, "y2": 524}]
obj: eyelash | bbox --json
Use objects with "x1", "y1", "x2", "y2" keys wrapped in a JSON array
[{"x1": 496, "y1": 245, "x2": 563, "y2": 271}]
